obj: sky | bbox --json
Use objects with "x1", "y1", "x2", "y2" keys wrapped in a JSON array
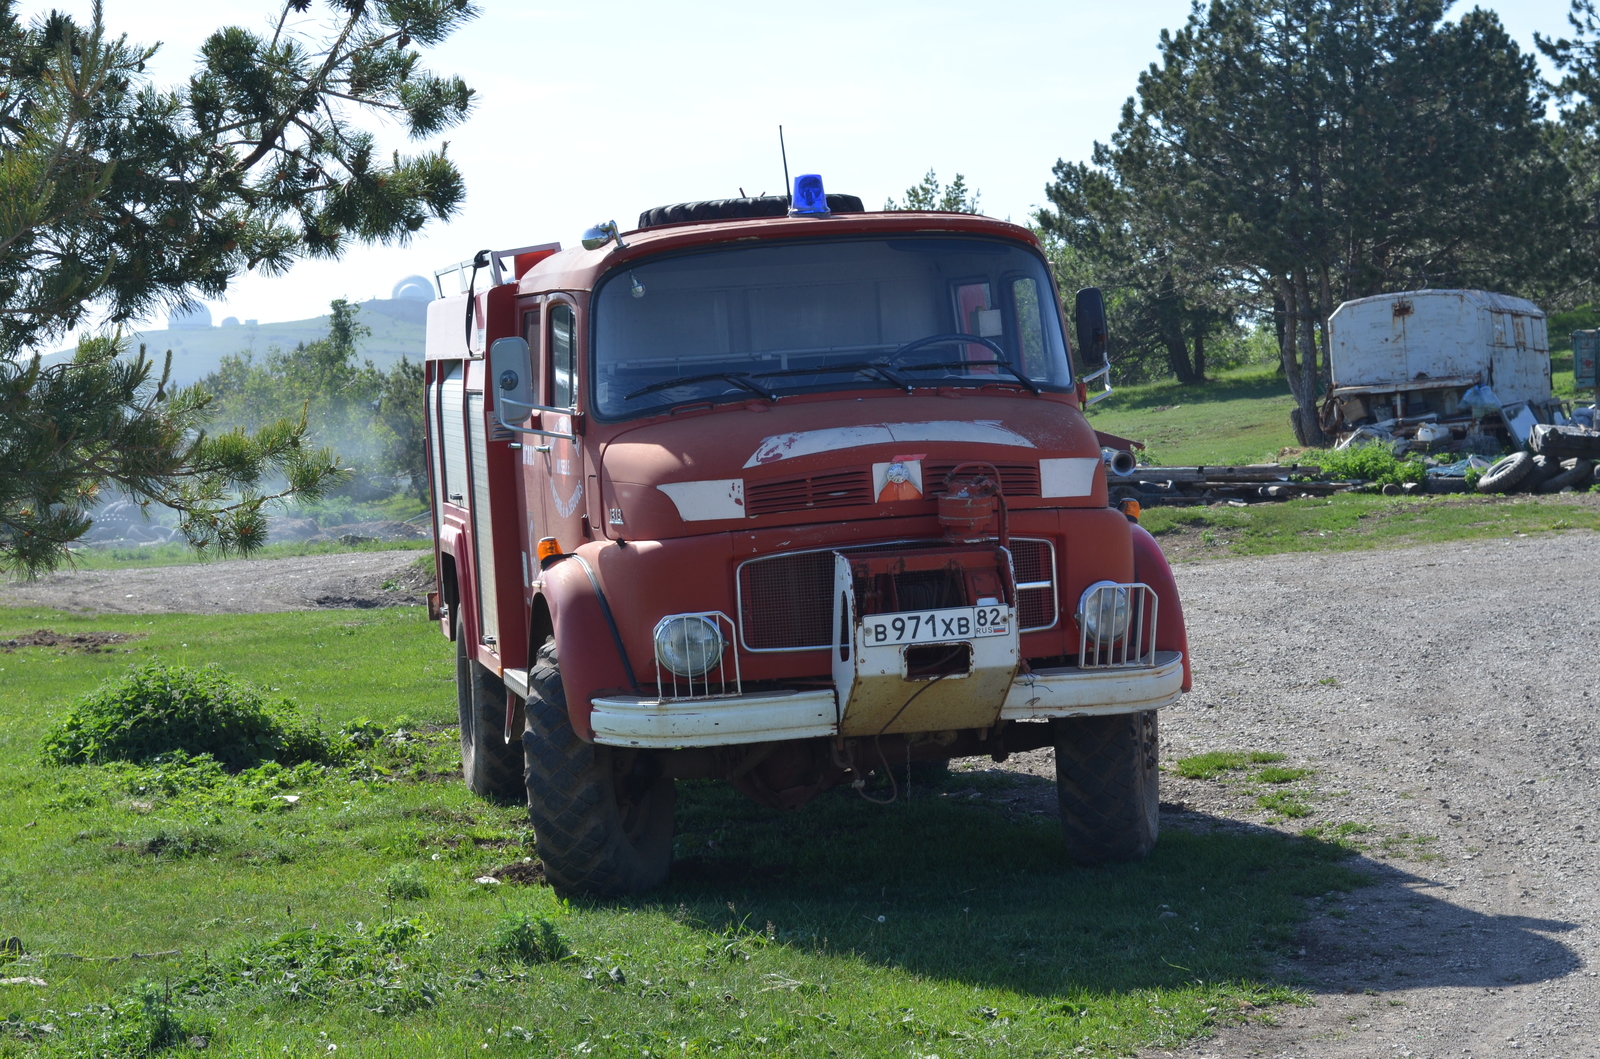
[{"x1": 18, "y1": 0, "x2": 1580, "y2": 343}]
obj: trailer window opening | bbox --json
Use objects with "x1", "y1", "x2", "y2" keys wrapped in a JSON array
[{"x1": 589, "y1": 236, "x2": 1073, "y2": 419}]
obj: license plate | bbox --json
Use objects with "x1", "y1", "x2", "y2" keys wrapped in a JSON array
[{"x1": 860, "y1": 605, "x2": 1009, "y2": 646}]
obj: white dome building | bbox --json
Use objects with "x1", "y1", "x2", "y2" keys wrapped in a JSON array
[{"x1": 392, "y1": 275, "x2": 435, "y2": 302}]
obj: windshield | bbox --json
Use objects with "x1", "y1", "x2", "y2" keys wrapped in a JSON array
[{"x1": 590, "y1": 236, "x2": 1073, "y2": 419}]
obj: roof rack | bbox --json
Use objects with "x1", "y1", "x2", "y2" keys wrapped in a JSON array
[{"x1": 433, "y1": 242, "x2": 562, "y2": 297}]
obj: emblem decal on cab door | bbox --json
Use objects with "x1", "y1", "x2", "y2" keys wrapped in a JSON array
[{"x1": 873, "y1": 455, "x2": 925, "y2": 502}]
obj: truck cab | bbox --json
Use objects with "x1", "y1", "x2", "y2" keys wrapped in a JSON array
[{"x1": 423, "y1": 192, "x2": 1190, "y2": 896}]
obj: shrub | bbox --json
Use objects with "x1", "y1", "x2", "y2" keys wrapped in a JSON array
[
  {"x1": 380, "y1": 863, "x2": 431, "y2": 901},
  {"x1": 41, "y1": 660, "x2": 340, "y2": 770},
  {"x1": 1307, "y1": 445, "x2": 1425, "y2": 486},
  {"x1": 485, "y1": 913, "x2": 568, "y2": 965}
]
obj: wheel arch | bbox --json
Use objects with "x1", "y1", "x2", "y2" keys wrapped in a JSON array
[{"x1": 1130, "y1": 522, "x2": 1191, "y2": 692}]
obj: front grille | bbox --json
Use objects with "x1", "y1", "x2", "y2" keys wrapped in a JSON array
[
  {"x1": 738, "y1": 550, "x2": 835, "y2": 650},
  {"x1": 745, "y1": 469, "x2": 874, "y2": 517},
  {"x1": 923, "y1": 461, "x2": 1041, "y2": 497},
  {"x1": 1010, "y1": 538, "x2": 1057, "y2": 631},
  {"x1": 737, "y1": 536, "x2": 1059, "y2": 651}
]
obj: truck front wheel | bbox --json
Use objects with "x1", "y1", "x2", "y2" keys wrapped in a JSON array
[
  {"x1": 1051, "y1": 711, "x2": 1159, "y2": 863},
  {"x1": 522, "y1": 637, "x2": 675, "y2": 897},
  {"x1": 457, "y1": 614, "x2": 525, "y2": 799}
]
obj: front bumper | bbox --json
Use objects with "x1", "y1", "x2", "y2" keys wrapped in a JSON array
[{"x1": 589, "y1": 650, "x2": 1183, "y2": 749}]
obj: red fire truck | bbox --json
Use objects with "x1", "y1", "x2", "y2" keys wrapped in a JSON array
[{"x1": 422, "y1": 186, "x2": 1190, "y2": 896}]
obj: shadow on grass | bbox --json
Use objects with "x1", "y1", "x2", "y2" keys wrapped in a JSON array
[{"x1": 646, "y1": 780, "x2": 1578, "y2": 997}]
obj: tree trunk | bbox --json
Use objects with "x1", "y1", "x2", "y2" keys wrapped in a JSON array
[
  {"x1": 1278, "y1": 273, "x2": 1330, "y2": 448},
  {"x1": 1192, "y1": 324, "x2": 1206, "y2": 381},
  {"x1": 1155, "y1": 271, "x2": 1201, "y2": 383}
]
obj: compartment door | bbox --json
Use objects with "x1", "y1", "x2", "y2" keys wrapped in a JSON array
[{"x1": 466, "y1": 390, "x2": 499, "y2": 646}]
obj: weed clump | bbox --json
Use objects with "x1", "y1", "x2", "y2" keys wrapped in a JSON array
[
  {"x1": 380, "y1": 863, "x2": 431, "y2": 900},
  {"x1": 41, "y1": 660, "x2": 340, "y2": 770},
  {"x1": 1175, "y1": 750, "x2": 1284, "y2": 780},
  {"x1": 1257, "y1": 791, "x2": 1313, "y2": 818},
  {"x1": 1306, "y1": 445, "x2": 1425, "y2": 487},
  {"x1": 485, "y1": 913, "x2": 567, "y2": 964}
]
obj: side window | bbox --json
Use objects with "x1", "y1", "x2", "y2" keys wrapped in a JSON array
[
  {"x1": 550, "y1": 303, "x2": 576, "y2": 408},
  {"x1": 1011, "y1": 277, "x2": 1048, "y2": 379}
]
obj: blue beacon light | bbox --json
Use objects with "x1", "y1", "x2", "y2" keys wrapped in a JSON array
[{"x1": 790, "y1": 173, "x2": 830, "y2": 216}]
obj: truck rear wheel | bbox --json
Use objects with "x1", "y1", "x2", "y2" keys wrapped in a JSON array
[
  {"x1": 522, "y1": 637, "x2": 675, "y2": 897},
  {"x1": 456, "y1": 615, "x2": 525, "y2": 800},
  {"x1": 1052, "y1": 711, "x2": 1159, "y2": 863}
]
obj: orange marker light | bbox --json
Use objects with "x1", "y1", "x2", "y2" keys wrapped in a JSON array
[
  {"x1": 1118, "y1": 498, "x2": 1142, "y2": 522},
  {"x1": 536, "y1": 537, "x2": 564, "y2": 564}
]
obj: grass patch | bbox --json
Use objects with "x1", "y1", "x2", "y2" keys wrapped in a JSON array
[
  {"x1": 1255, "y1": 767, "x2": 1314, "y2": 785},
  {"x1": 1140, "y1": 492, "x2": 1600, "y2": 560},
  {"x1": 1256, "y1": 792, "x2": 1314, "y2": 819},
  {"x1": 1175, "y1": 750, "x2": 1285, "y2": 780},
  {"x1": 1086, "y1": 365, "x2": 1299, "y2": 466},
  {"x1": 0, "y1": 606, "x2": 1366, "y2": 1057},
  {"x1": 60, "y1": 535, "x2": 431, "y2": 572}
]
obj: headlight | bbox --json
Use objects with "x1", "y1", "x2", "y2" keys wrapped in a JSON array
[
  {"x1": 653, "y1": 615, "x2": 725, "y2": 677},
  {"x1": 1077, "y1": 581, "x2": 1131, "y2": 643}
]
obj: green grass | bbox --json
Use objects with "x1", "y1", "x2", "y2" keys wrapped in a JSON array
[
  {"x1": 1255, "y1": 792, "x2": 1313, "y2": 820},
  {"x1": 0, "y1": 606, "x2": 1368, "y2": 1057},
  {"x1": 1141, "y1": 492, "x2": 1600, "y2": 560},
  {"x1": 1174, "y1": 751, "x2": 1285, "y2": 781},
  {"x1": 1086, "y1": 365, "x2": 1299, "y2": 466},
  {"x1": 61, "y1": 535, "x2": 431, "y2": 572},
  {"x1": 1255, "y1": 767, "x2": 1314, "y2": 785}
]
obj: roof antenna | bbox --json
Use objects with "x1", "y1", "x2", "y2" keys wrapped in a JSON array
[{"x1": 779, "y1": 125, "x2": 792, "y2": 205}]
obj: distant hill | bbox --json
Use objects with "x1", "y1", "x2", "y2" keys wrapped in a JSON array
[{"x1": 41, "y1": 297, "x2": 427, "y2": 388}]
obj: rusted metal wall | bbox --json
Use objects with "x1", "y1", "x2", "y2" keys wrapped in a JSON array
[{"x1": 1328, "y1": 290, "x2": 1550, "y2": 406}]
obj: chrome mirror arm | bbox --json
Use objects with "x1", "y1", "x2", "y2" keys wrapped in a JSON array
[
  {"x1": 494, "y1": 396, "x2": 578, "y2": 442},
  {"x1": 1082, "y1": 363, "x2": 1114, "y2": 406}
]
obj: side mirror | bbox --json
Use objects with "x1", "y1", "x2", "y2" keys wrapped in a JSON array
[
  {"x1": 1074, "y1": 287, "x2": 1114, "y2": 405},
  {"x1": 490, "y1": 336, "x2": 534, "y2": 425},
  {"x1": 581, "y1": 220, "x2": 627, "y2": 251},
  {"x1": 1075, "y1": 287, "x2": 1109, "y2": 366}
]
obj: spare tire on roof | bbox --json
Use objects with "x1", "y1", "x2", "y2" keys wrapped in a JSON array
[{"x1": 638, "y1": 194, "x2": 865, "y2": 230}]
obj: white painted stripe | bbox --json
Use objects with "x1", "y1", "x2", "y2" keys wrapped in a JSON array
[
  {"x1": 1039, "y1": 456, "x2": 1100, "y2": 498},
  {"x1": 658, "y1": 478, "x2": 746, "y2": 521},
  {"x1": 745, "y1": 420, "x2": 1035, "y2": 468}
]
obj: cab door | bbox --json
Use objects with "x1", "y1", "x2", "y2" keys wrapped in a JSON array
[
  {"x1": 517, "y1": 300, "x2": 547, "y2": 569},
  {"x1": 537, "y1": 297, "x2": 587, "y2": 550}
]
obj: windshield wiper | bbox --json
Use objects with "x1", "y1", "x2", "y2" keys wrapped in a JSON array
[
  {"x1": 625, "y1": 372, "x2": 778, "y2": 402},
  {"x1": 888, "y1": 332, "x2": 1042, "y2": 394},
  {"x1": 750, "y1": 361, "x2": 915, "y2": 393},
  {"x1": 898, "y1": 360, "x2": 1042, "y2": 395}
]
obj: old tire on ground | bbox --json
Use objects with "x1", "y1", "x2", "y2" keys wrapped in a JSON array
[
  {"x1": 522, "y1": 637, "x2": 675, "y2": 897},
  {"x1": 1052, "y1": 711, "x2": 1159, "y2": 864},
  {"x1": 1477, "y1": 452, "x2": 1533, "y2": 494},
  {"x1": 1527, "y1": 454, "x2": 1561, "y2": 491},
  {"x1": 456, "y1": 614, "x2": 524, "y2": 800},
  {"x1": 1539, "y1": 458, "x2": 1594, "y2": 493}
]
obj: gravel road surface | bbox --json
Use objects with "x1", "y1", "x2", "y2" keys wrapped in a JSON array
[
  {"x1": 0, "y1": 550, "x2": 428, "y2": 613},
  {"x1": 5, "y1": 534, "x2": 1599, "y2": 1056}
]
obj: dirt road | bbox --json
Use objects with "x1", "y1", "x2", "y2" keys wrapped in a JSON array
[
  {"x1": 5, "y1": 534, "x2": 1599, "y2": 1056},
  {"x1": 1153, "y1": 531, "x2": 1600, "y2": 1057},
  {"x1": 0, "y1": 550, "x2": 428, "y2": 613}
]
